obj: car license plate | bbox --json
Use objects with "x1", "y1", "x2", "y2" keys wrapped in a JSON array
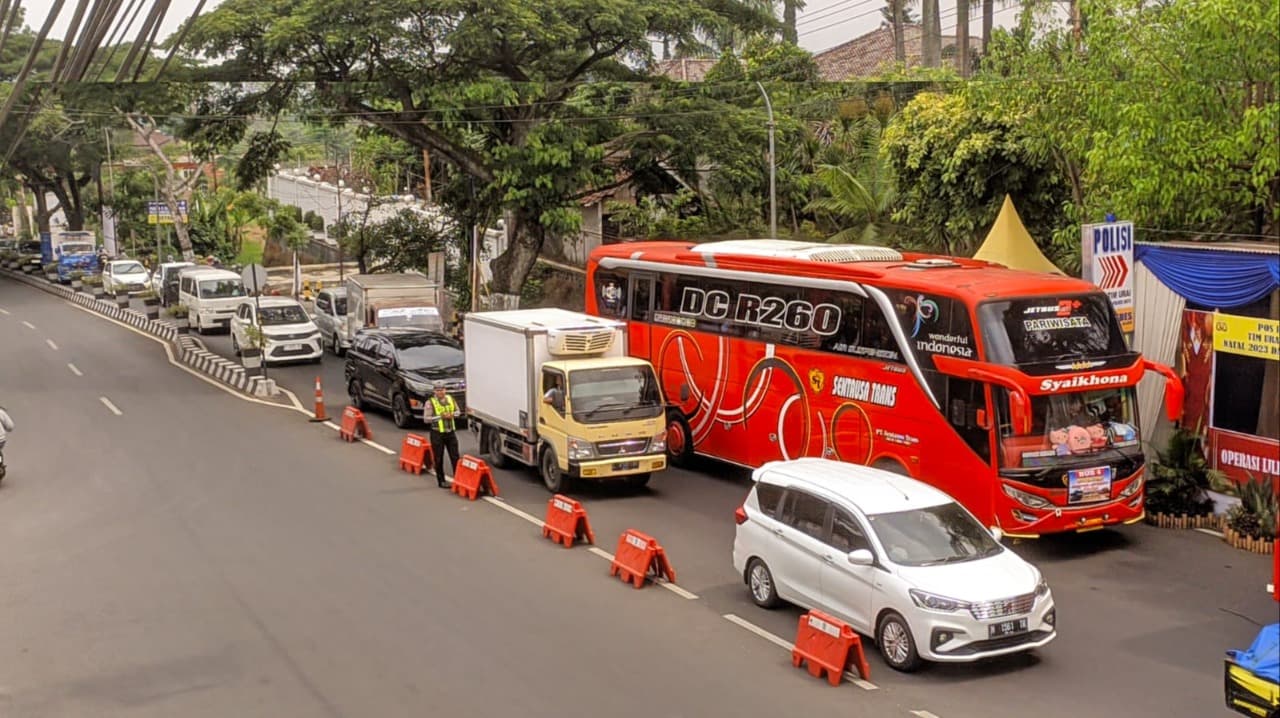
[
  {"x1": 988, "y1": 618, "x2": 1028, "y2": 638},
  {"x1": 612, "y1": 461, "x2": 640, "y2": 471},
  {"x1": 285, "y1": 344, "x2": 303, "y2": 351}
]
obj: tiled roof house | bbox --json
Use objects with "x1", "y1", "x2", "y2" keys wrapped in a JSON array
[{"x1": 813, "y1": 24, "x2": 983, "y2": 80}]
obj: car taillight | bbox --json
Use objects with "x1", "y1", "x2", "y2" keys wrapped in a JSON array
[{"x1": 734, "y1": 506, "x2": 748, "y2": 525}]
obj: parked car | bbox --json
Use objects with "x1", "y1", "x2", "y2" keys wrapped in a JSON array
[
  {"x1": 17, "y1": 240, "x2": 43, "y2": 272},
  {"x1": 152, "y1": 261, "x2": 196, "y2": 306},
  {"x1": 732, "y1": 458, "x2": 1056, "y2": 672},
  {"x1": 313, "y1": 287, "x2": 348, "y2": 356},
  {"x1": 179, "y1": 268, "x2": 247, "y2": 334},
  {"x1": 345, "y1": 328, "x2": 466, "y2": 428},
  {"x1": 101, "y1": 259, "x2": 152, "y2": 295},
  {"x1": 229, "y1": 297, "x2": 323, "y2": 364}
]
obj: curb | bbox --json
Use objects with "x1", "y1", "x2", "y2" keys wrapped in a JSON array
[{"x1": 1, "y1": 269, "x2": 277, "y2": 398}]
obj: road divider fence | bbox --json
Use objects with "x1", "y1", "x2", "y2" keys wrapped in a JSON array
[
  {"x1": 339, "y1": 406, "x2": 372, "y2": 442},
  {"x1": 450, "y1": 455, "x2": 500, "y2": 500},
  {"x1": 541, "y1": 494, "x2": 595, "y2": 548},
  {"x1": 398, "y1": 433, "x2": 433, "y2": 475},
  {"x1": 791, "y1": 610, "x2": 870, "y2": 687},
  {"x1": 608, "y1": 528, "x2": 676, "y2": 589}
]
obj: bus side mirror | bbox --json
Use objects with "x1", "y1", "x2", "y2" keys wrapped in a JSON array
[
  {"x1": 975, "y1": 409, "x2": 991, "y2": 431},
  {"x1": 1143, "y1": 359, "x2": 1184, "y2": 422}
]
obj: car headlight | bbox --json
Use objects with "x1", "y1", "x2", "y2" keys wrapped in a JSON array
[
  {"x1": 1035, "y1": 575, "x2": 1051, "y2": 597},
  {"x1": 1002, "y1": 483, "x2": 1054, "y2": 510},
  {"x1": 649, "y1": 428, "x2": 667, "y2": 453},
  {"x1": 908, "y1": 589, "x2": 971, "y2": 613},
  {"x1": 567, "y1": 436, "x2": 595, "y2": 461},
  {"x1": 1118, "y1": 473, "x2": 1144, "y2": 499}
]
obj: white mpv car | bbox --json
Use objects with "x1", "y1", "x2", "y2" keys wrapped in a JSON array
[
  {"x1": 230, "y1": 297, "x2": 323, "y2": 364},
  {"x1": 733, "y1": 459, "x2": 1056, "y2": 672}
]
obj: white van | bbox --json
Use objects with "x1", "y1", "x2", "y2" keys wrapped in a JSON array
[{"x1": 179, "y1": 268, "x2": 248, "y2": 334}]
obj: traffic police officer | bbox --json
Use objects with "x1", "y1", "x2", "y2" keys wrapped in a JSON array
[{"x1": 424, "y1": 381, "x2": 460, "y2": 488}]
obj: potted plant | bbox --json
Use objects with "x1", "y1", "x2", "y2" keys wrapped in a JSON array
[
  {"x1": 1145, "y1": 427, "x2": 1219, "y2": 529},
  {"x1": 69, "y1": 269, "x2": 85, "y2": 290},
  {"x1": 240, "y1": 324, "x2": 267, "y2": 371},
  {"x1": 43, "y1": 262, "x2": 59, "y2": 282},
  {"x1": 1, "y1": 250, "x2": 16, "y2": 269},
  {"x1": 1223, "y1": 475, "x2": 1278, "y2": 553},
  {"x1": 165, "y1": 303, "x2": 190, "y2": 333},
  {"x1": 137, "y1": 287, "x2": 161, "y2": 319},
  {"x1": 82, "y1": 273, "x2": 105, "y2": 298}
]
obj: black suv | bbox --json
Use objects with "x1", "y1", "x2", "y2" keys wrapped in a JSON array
[{"x1": 344, "y1": 328, "x2": 466, "y2": 428}]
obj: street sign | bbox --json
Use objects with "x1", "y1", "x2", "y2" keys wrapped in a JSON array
[
  {"x1": 147, "y1": 200, "x2": 189, "y2": 224},
  {"x1": 241, "y1": 263, "x2": 268, "y2": 293},
  {"x1": 1081, "y1": 221, "x2": 1135, "y2": 337}
]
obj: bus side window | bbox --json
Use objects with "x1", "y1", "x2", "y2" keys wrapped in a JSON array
[
  {"x1": 820, "y1": 293, "x2": 864, "y2": 353},
  {"x1": 629, "y1": 277, "x2": 652, "y2": 322},
  {"x1": 947, "y1": 377, "x2": 991, "y2": 462},
  {"x1": 595, "y1": 271, "x2": 628, "y2": 318},
  {"x1": 861, "y1": 306, "x2": 902, "y2": 362}
]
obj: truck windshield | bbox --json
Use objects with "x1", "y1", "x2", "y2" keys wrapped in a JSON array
[
  {"x1": 60, "y1": 243, "x2": 95, "y2": 255},
  {"x1": 996, "y1": 386, "x2": 1141, "y2": 469},
  {"x1": 199, "y1": 280, "x2": 246, "y2": 299},
  {"x1": 978, "y1": 293, "x2": 1128, "y2": 365},
  {"x1": 569, "y1": 366, "x2": 663, "y2": 424}
]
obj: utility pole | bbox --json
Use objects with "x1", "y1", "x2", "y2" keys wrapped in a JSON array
[
  {"x1": 756, "y1": 81, "x2": 777, "y2": 238},
  {"x1": 422, "y1": 148, "x2": 433, "y2": 204}
]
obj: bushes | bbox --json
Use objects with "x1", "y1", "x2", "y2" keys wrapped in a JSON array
[
  {"x1": 1225, "y1": 476, "x2": 1278, "y2": 540},
  {"x1": 1146, "y1": 427, "x2": 1217, "y2": 517}
]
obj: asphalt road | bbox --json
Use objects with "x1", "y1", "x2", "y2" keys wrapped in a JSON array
[{"x1": 9, "y1": 282, "x2": 1274, "y2": 718}]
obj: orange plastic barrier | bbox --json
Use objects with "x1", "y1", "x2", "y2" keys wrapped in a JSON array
[
  {"x1": 339, "y1": 406, "x2": 371, "y2": 442},
  {"x1": 791, "y1": 610, "x2": 870, "y2": 686},
  {"x1": 608, "y1": 529, "x2": 676, "y2": 588},
  {"x1": 310, "y1": 376, "x2": 328, "y2": 422},
  {"x1": 398, "y1": 433, "x2": 433, "y2": 475},
  {"x1": 450, "y1": 454, "x2": 499, "y2": 500},
  {"x1": 541, "y1": 494, "x2": 595, "y2": 548}
]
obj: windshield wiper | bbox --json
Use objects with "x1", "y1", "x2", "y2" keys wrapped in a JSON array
[{"x1": 582, "y1": 401, "x2": 630, "y2": 419}]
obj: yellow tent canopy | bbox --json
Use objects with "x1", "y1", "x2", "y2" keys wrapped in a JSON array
[{"x1": 973, "y1": 195, "x2": 1064, "y2": 275}]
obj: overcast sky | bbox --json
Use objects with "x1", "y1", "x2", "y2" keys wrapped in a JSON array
[{"x1": 17, "y1": 0, "x2": 1027, "y2": 57}]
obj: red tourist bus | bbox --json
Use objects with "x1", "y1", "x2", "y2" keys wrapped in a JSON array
[{"x1": 585, "y1": 239, "x2": 1184, "y2": 537}]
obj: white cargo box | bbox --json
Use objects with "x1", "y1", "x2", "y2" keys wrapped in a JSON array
[{"x1": 464, "y1": 309, "x2": 627, "y2": 434}]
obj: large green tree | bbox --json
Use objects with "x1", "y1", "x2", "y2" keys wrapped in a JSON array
[{"x1": 185, "y1": 0, "x2": 773, "y2": 307}]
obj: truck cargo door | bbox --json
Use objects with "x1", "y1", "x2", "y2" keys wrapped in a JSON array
[{"x1": 627, "y1": 273, "x2": 655, "y2": 361}]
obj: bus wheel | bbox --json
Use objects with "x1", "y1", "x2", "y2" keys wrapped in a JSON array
[
  {"x1": 872, "y1": 458, "x2": 910, "y2": 476},
  {"x1": 666, "y1": 412, "x2": 694, "y2": 467}
]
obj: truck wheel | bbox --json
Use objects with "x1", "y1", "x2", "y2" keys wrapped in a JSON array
[
  {"x1": 540, "y1": 446, "x2": 569, "y2": 493},
  {"x1": 624, "y1": 473, "x2": 650, "y2": 489},
  {"x1": 484, "y1": 427, "x2": 509, "y2": 469},
  {"x1": 666, "y1": 412, "x2": 695, "y2": 467}
]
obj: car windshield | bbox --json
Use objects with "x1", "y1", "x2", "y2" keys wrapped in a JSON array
[
  {"x1": 978, "y1": 293, "x2": 1128, "y2": 365},
  {"x1": 868, "y1": 503, "x2": 1002, "y2": 567},
  {"x1": 60, "y1": 243, "x2": 94, "y2": 255},
  {"x1": 258, "y1": 305, "x2": 309, "y2": 325},
  {"x1": 114, "y1": 262, "x2": 145, "y2": 274},
  {"x1": 333, "y1": 297, "x2": 347, "y2": 315},
  {"x1": 569, "y1": 365, "x2": 664, "y2": 423},
  {"x1": 198, "y1": 279, "x2": 246, "y2": 299},
  {"x1": 393, "y1": 337, "x2": 464, "y2": 373}
]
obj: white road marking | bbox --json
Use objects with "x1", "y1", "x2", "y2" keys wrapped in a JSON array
[
  {"x1": 482, "y1": 496, "x2": 543, "y2": 527},
  {"x1": 67, "y1": 363, "x2": 83, "y2": 376},
  {"x1": 46, "y1": 339, "x2": 58, "y2": 350},
  {"x1": 99, "y1": 396, "x2": 123, "y2": 416},
  {"x1": 721, "y1": 613, "x2": 878, "y2": 690},
  {"x1": 587, "y1": 546, "x2": 614, "y2": 561},
  {"x1": 657, "y1": 580, "x2": 699, "y2": 600},
  {"x1": 911, "y1": 711, "x2": 941, "y2": 718},
  {"x1": 22, "y1": 320, "x2": 35, "y2": 329},
  {"x1": 0, "y1": 306, "x2": 9, "y2": 314},
  {"x1": 1193, "y1": 528, "x2": 1223, "y2": 538}
]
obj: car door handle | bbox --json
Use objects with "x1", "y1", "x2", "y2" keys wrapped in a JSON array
[
  {"x1": 771, "y1": 527, "x2": 784, "y2": 537},
  {"x1": 822, "y1": 554, "x2": 836, "y2": 564}
]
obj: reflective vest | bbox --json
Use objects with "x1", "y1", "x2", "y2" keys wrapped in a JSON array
[{"x1": 429, "y1": 395, "x2": 457, "y2": 433}]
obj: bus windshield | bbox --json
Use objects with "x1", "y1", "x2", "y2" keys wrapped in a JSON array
[
  {"x1": 997, "y1": 386, "x2": 1141, "y2": 469},
  {"x1": 978, "y1": 293, "x2": 1128, "y2": 365},
  {"x1": 569, "y1": 365, "x2": 664, "y2": 424}
]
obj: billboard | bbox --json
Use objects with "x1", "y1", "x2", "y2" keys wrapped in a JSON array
[
  {"x1": 1082, "y1": 221, "x2": 1135, "y2": 337},
  {"x1": 147, "y1": 200, "x2": 189, "y2": 225}
]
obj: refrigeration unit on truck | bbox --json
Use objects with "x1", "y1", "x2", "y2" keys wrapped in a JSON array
[
  {"x1": 464, "y1": 308, "x2": 668, "y2": 493},
  {"x1": 345, "y1": 273, "x2": 452, "y2": 344}
]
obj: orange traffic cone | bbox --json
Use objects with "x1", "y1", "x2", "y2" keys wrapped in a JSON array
[{"x1": 310, "y1": 376, "x2": 328, "y2": 422}]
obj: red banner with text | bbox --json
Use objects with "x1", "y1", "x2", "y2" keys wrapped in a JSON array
[{"x1": 1210, "y1": 428, "x2": 1280, "y2": 488}]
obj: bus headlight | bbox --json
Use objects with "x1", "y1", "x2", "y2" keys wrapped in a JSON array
[
  {"x1": 567, "y1": 437, "x2": 596, "y2": 461},
  {"x1": 1002, "y1": 483, "x2": 1053, "y2": 510},
  {"x1": 1118, "y1": 473, "x2": 1144, "y2": 499},
  {"x1": 649, "y1": 429, "x2": 667, "y2": 453}
]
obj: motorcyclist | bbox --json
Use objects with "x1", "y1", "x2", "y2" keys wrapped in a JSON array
[{"x1": 0, "y1": 405, "x2": 13, "y2": 481}]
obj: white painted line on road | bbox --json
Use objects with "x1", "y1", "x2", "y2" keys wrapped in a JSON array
[
  {"x1": 99, "y1": 396, "x2": 123, "y2": 416},
  {"x1": 482, "y1": 496, "x2": 543, "y2": 527},
  {"x1": 46, "y1": 338, "x2": 58, "y2": 350},
  {"x1": 1194, "y1": 528, "x2": 1224, "y2": 538},
  {"x1": 911, "y1": 711, "x2": 941, "y2": 718},
  {"x1": 67, "y1": 363, "x2": 82, "y2": 376},
  {"x1": 657, "y1": 580, "x2": 699, "y2": 600},
  {"x1": 0, "y1": 306, "x2": 9, "y2": 314},
  {"x1": 587, "y1": 546, "x2": 614, "y2": 561},
  {"x1": 721, "y1": 613, "x2": 879, "y2": 690},
  {"x1": 22, "y1": 320, "x2": 35, "y2": 329}
]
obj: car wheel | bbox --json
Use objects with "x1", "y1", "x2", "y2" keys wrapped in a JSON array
[
  {"x1": 332, "y1": 334, "x2": 345, "y2": 357},
  {"x1": 666, "y1": 411, "x2": 695, "y2": 467},
  {"x1": 540, "y1": 446, "x2": 568, "y2": 493},
  {"x1": 877, "y1": 611, "x2": 923, "y2": 672},
  {"x1": 484, "y1": 427, "x2": 510, "y2": 469},
  {"x1": 194, "y1": 315, "x2": 203, "y2": 335},
  {"x1": 746, "y1": 558, "x2": 781, "y2": 608},
  {"x1": 391, "y1": 393, "x2": 413, "y2": 428},
  {"x1": 348, "y1": 379, "x2": 366, "y2": 411}
]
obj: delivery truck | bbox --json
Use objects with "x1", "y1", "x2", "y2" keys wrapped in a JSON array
[
  {"x1": 464, "y1": 309, "x2": 668, "y2": 493},
  {"x1": 344, "y1": 272, "x2": 452, "y2": 347}
]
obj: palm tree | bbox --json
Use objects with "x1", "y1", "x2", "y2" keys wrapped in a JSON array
[
  {"x1": 782, "y1": 0, "x2": 806, "y2": 44},
  {"x1": 806, "y1": 117, "x2": 898, "y2": 244},
  {"x1": 956, "y1": 0, "x2": 970, "y2": 75},
  {"x1": 921, "y1": 0, "x2": 942, "y2": 66},
  {"x1": 881, "y1": 0, "x2": 919, "y2": 62}
]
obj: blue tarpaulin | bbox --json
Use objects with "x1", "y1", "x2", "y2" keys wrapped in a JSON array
[
  {"x1": 1135, "y1": 244, "x2": 1280, "y2": 308},
  {"x1": 1231, "y1": 623, "x2": 1280, "y2": 684}
]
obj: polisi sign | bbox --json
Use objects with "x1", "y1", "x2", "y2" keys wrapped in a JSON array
[{"x1": 1082, "y1": 221, "x2": 1135, "y2": 337}]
